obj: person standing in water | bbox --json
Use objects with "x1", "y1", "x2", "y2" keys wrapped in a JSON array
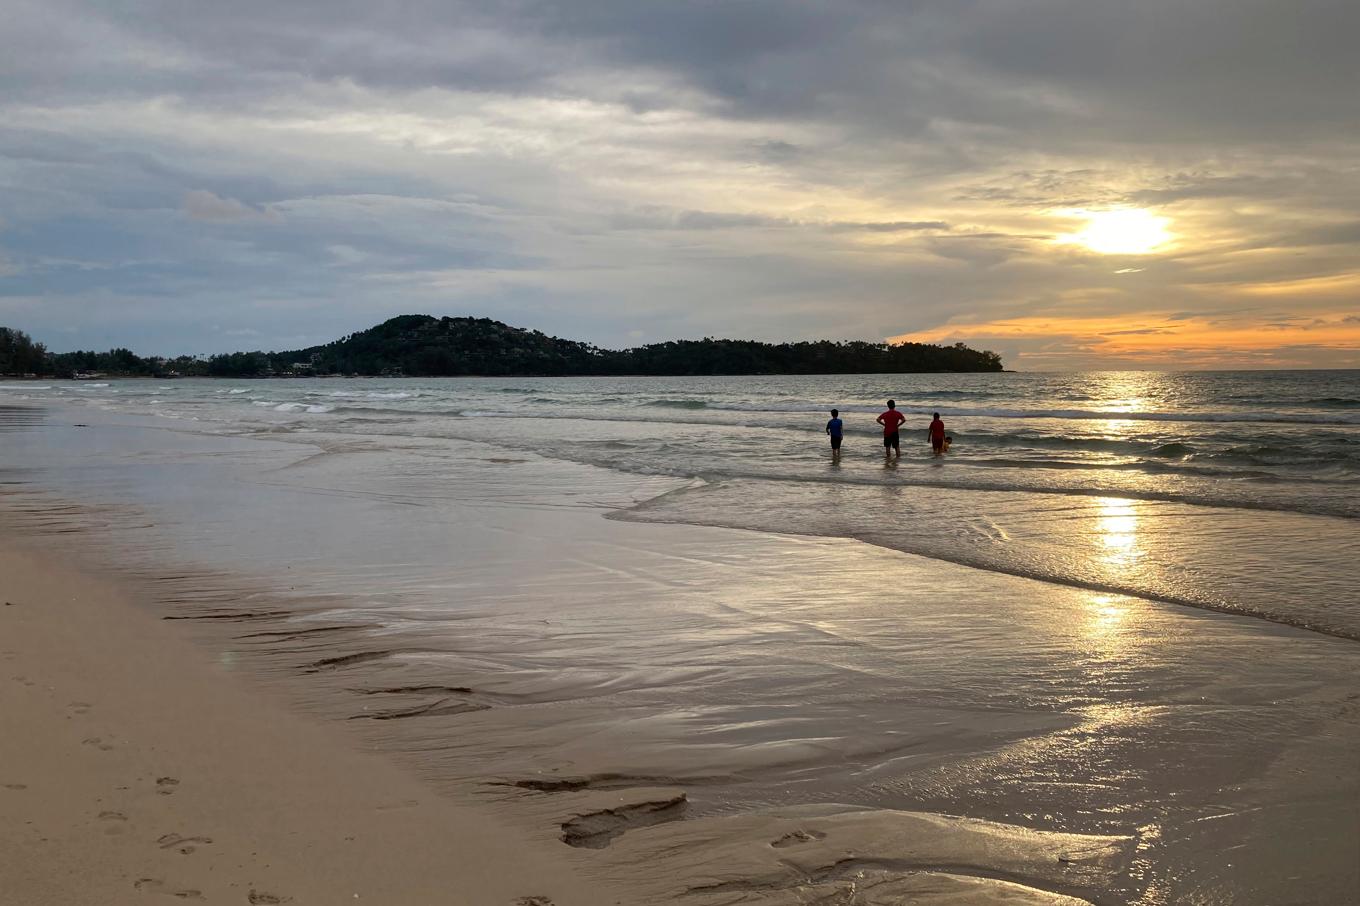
[
  {"x1": 877, "y1": 400, "x2": 906, "y2": 457},
  {"x1": 928, "y1": 411, "x2": 947, "y2": 455},
  {"x1": 825, "y1": 409, "x2": 844, "y2": 460}
]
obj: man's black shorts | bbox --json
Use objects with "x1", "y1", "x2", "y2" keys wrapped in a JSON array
[
  {"x1": 883, "y1": 432, "x2": 899, "y2": 449},
  {"x1": 830, "y1": 435, "x2": 843, "y2": 450}
]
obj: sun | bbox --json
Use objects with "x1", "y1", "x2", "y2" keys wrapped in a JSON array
[{"x1": 1060, "y1": 208, "x2": 1172, "y2": 255}]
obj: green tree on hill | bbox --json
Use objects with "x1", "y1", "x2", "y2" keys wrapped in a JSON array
[
  {"x1": 0, "y1": 327, "x2": 47, "y2": 375},
  {"x1": 2, "y1": 316, "x2": 1004, "y2": 378}
]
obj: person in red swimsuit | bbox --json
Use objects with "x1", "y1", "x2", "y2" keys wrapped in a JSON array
[
  {"x1": 876, "y1": 399, "x2": 906, "y2": 457},
  {"x1": 928, "y1": 411, "x2": 947, "y2": 454}
]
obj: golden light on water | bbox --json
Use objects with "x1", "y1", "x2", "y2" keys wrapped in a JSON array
[
  {"x1": 1085, "y1": 594, "x2": 1129, "y2": 636},
  {"x1": 1096, "y1": 497, "x2": 1142, "y2": 567},
  {"x1": 1061, "y1": 208, "x2": 1171, "y2": 255}
]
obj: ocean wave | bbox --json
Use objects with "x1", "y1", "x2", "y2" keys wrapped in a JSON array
[
  {"x1": 326, "y1": 390, "x2": 417, "y2": 400},
  {"x1": 648, "y1": 399, "x2": 710, "y2": 409},
  {"x1": 617, "y1": 480, "x2": 1360, "y2": 633},
  {"x1": 271, "y1": 402, "x2": 334, "y2": 414},
  {"x1": 955, "y1": 456, "x2": 1286, "y2": 481},
  {"x1": 1187, "y1": 444, "x2": 1360, "y2": 469},
  {"x1": 1149, "y1": 442, "x2": 1195, "y2": 458},
  {"x1": 895, "y1": 389, "x2": 1003, "y2": 400},
  {"x1": 701, "y1": 400, "x2": 1360, "y2": 426},
  {"x1": 964, "y1": 436, "x2": 1194, "y2": 458}
]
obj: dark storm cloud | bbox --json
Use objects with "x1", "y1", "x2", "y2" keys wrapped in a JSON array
[{"x1": 12, "y1": 1, "x2": 1356, "y2": 138}]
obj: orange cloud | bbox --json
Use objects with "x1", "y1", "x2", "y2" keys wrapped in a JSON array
[{"x1": 891, "y1": 312, "x2": 1360, "y2": 369}]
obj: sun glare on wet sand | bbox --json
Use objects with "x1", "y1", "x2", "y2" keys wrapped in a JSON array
[{"x1": 1061, "y1": 208, "x2": 1172, "y2": 255}]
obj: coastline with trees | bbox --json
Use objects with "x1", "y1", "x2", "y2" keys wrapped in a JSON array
[{"x1": 2, "y1": 315, "x2": 1003, "y2": 379}]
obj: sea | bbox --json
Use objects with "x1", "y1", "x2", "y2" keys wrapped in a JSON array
[
  {"x1": 2, "y1": 370, "x2": 1359, "y2": 903},
  {"x1": 4, "y1": 370, "x2": 1358, "y2": 634}
]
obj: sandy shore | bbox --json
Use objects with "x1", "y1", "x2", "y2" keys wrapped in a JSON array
[
  {"x1": 3, "y1": 403, "x2": 1358, "y2": 904},
  {"x1": 0, "y1": 542, "x2": 626, "y2": 906}
]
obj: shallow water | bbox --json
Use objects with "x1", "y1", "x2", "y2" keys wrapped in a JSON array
[{"x1": 2, "y1": 374, "x2": 1358, "y2": 904}]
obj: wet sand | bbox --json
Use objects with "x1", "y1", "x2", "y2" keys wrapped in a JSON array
[
  {"x1": 0, "y1": 543, "x2": 626, "y2": 905},
  {"x1": 2, "y1": 403, "x2": 1358, "y2": 903}
]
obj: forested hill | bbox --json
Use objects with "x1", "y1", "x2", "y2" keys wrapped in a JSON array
[
  {"x1": 274, "y1": 315, "x2": 1002, "y2": 376},
  {"x1": 2, "y1": 316, "x2": 1003, "y2": 377}
]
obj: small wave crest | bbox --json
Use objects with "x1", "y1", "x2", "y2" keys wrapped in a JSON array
[
  {"x1": 269, "y1": 402, "x2": 334, "y2": 414},
  {"x1": 1150, "y1": 442, "x2": 1195, "y2": 458},
  {"x1": 1187, "y1": 443, "x2": 1360, "y2": 470},
  {"x1": 707, "y1": 401, "x2": 1360, "y2": 426},
  {"x1": 326, "y1": 390, "x2": 417, "y2": 400},
  {"x1": 648, "y1": 399, "x2": 710, "y2": 410}
]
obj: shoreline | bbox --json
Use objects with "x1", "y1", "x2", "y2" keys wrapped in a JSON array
[
  {"x1": 0, "y1": 540, "x2": 629, "y2": 906},
  {"x1": 3, "y1": 398, "x2": 1358, "y2": 903},
  {"x1": 0, "y1": 535, "x2": 1133, "y2": 906}
]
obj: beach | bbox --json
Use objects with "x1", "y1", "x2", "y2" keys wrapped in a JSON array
[
  {"x1": 2, "y1": 374, "x2": 1358, "y2": 904},
  {"x1": 0, "y1": 541, "x2": 635, "y2": 906}
]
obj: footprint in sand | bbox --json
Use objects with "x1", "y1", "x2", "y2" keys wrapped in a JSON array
[
  {"x1": 3, "y1": 783, "x2": 27, "y2": 791},
  {"x1": 99, "y1": 810, "x2": 128, "y2": 835},
  {"x1": 69, "y1": 701, "x2": 93, "y2": 715},
  {"x1": 82, "y1": 736, "x2": 115, "y2": 751},
  {"x1": 515, "y1": 898, "x2": 555, "y2": 906},
  {"x1": 247, "y1": 891, "x2": 293, "y2": 904},
  {"x1": 157, "y1": 833, "x2": 213, "y2": 855},
  {"x1": 156, "y1": 777, "x2": 180, "y2": 795},
  {"x1": 133, "y1": 878, "x2": 204, "y2": 899}
]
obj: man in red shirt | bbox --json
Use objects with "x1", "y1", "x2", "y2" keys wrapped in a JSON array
[
  {"x1": 929, "y1": 411, "x2": 947, "y2": 455},
  {"x1": 876, "y1": 399, "x2": 906, "y2": 457}
]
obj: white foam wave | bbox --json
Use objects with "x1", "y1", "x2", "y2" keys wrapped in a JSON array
[
  {"x1": 328, "y1": 391, "x2": 416, "y2": 400},
  {"x1": 272, "y1": 402, "x2": 334, "y2": 413}
]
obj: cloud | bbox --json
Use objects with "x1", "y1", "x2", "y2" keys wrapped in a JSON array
[
  {"x1": 0, "y1": 1, "x2": 1357, "y2": 364},
  {"x1": 183, "y1": 189, "x2": 278, "y2": 223},
  {"x1": 836, "y1": 221, "x2": 950, "y2": 233}
]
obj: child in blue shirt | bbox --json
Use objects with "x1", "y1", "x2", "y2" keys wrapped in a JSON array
[{"x1": 826, "y1": 408, "x2": 844, "y2": 459}]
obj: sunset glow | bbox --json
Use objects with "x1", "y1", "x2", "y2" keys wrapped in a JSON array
[
  {"x1": 1, "y1": 3, "x2": 1357, "y2": 369},
  {"x1": 893, "y1": 314, "x2": 1360, "y2": 370},
  {"x1": 1060, "y1": 208, "x2": 1172, "y2": 255}
]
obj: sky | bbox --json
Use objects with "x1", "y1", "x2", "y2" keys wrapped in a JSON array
[{"x1": 1, "y1": 0, "x2": 1358, "y2": 370}]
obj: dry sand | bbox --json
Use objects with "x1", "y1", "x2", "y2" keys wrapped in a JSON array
[{"x1": 0, "y1": 542, "x2": 625, "y2": 906}]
